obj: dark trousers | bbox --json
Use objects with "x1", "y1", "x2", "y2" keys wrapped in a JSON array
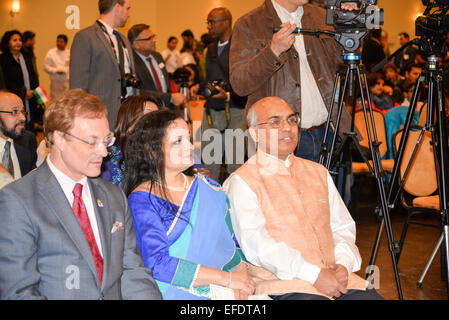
[{"x1": 270, "y1": 289, "x2": 384, "y2": 300}]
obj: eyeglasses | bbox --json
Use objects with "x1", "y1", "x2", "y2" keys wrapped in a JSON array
[
  {"x1": 0, "y1": 109, "x2": 27, "y2": 117},
  {"x1": 257, "y1": 113, "x2": 300, "y2": 129},
  {"x1": 206, "y1": 19, "x2": 228, "y2": 26},
  {"x1": 135, "y1": 34, "x2": 156, "y2": 41},
  {"x1": 62, "y1": 131, "x2": 116, "y2": 148}
]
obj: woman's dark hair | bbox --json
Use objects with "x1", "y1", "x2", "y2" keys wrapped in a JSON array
[
  {"x1": 367, "y1": 73, "x2": 384, "y2": 89},
  {"x1": 123, "y1": 110, "x2": 194, "y2": 211},
  {"x1": 114, "y1": 94, "x2": 165, "y2": 151},
  {"x1": 185, "y1": 63, "x2": 200, "y2": 86},
  {"x1": 0, "y1": 30, "x2": 23, "y2": 53}
]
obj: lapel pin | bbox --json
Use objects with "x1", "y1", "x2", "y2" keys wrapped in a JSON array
[
  {"x1": 97, "y1": 199, "x2": 104, "y2": 207},
  {"x1": 111, "y1": 221, "x2": 124, "y2": 233}
]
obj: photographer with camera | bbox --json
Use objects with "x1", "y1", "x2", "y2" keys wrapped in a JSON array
[
  {"x1": 128, "y1": 24, "x2": 186, "y2": 110},
  {"x1": 230, "y1": 0, "x2": 357, "y2": 164},
  {"x1": 70, "y1": 0, "x2": 137, "y2": 130},
  {"x1": 191, "y1": 7, "x2": 247, "y2": 183}
]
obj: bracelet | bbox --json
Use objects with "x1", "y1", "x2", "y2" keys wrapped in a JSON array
[{"x1": 227, "y1": 271, "x2": 232, "y2": 288}]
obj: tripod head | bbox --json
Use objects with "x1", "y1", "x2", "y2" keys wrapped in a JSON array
[{"x1": 324, "y1": 0, "x2": 383, "y2": 52}]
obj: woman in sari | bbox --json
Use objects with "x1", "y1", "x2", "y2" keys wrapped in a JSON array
[{"x1": 124, "y1": 109, "x2": 255, "y2": 300}]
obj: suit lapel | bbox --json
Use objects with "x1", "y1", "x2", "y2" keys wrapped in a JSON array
[
  {"x1": 94, "y1": 23, "x2": 121, "y2": 74},
  {"x1": 36, "y1": 163, "x2": 101, "y2": 287},
  {"x1": 134, "y1": 51, "x2": 157, "y2": 90},
  {"x1": 88, "y1": 178, "x2": 111, "y2": 291}
]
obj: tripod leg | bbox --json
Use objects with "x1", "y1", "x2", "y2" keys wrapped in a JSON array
[
  {"x1": 320, "y1": 68, "x2": 345, "y2": 166},
  {"x1": 366, "y1": 219, "x2": 384, "y2": 279},
  {"x1": 433, "y1": 72, "x2": 449, "y2": 297},
  {"x1": 417, "y1": 233, "x2": 444, "y2": 288},
  {"x1": 357, "y1": 68, "x2": 403, "y2": 300},
  {"x1": 387, "y1": 76, "x2": 425, "y2": 206}
]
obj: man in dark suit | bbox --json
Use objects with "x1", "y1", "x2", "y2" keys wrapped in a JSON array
[
  {"x1": 0, "y1": 89, "x2": 162, "y2": 300},
  {"x1": 70, "y1": 0, "x2": 137, "y2": 129},
  {"x1": 0, "y1": 92, "x2": 36, "y2": 183},
  {"x1": 127, "y1": 24, "x2": 186, "y2": 109}
]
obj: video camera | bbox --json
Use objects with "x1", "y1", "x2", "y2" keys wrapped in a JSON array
[
  {"x1": 324, "y1": 0, "x2": 384, "y2": 52},
  {"x1": 414, "y1": 0, "x2": 449, "y2": 57},
  {"x1": 416, "y1": 0, "x2": 449, "y2": 37}
]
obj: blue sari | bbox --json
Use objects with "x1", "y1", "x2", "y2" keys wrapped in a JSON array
[{"x1": 128, "y1": 175, "x2": 245, "y2": 300}]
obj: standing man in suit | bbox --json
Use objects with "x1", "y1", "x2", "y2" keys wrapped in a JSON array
[
  {"x1": 127, "y1": 24, "x2": 186, "y2": 109},
  {"x1": 70, "y1": 0, "x2": 137, "y2": 129},
  {"x1": 0, "y1": 89, "x2": 162, "y2": 300},
  {"x1": 0, "y1": 92, "x2": 37, "y2": 184}
]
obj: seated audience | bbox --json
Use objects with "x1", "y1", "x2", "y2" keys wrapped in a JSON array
[
  {"x1": 124, "y1": 109, "x2": 255, "y2": 300},
  {"x1": 384, "y1": 83, "x2": 421, "y2": 159},
  {"x1": 0, "y1": 91, "x2": 37, "y2": 183},
  {"x1": 101, "y1": 94, "x2": 164, "y2": 188},
  {"x1": 366, "y1": 73, "x2": 394, "y2": 115},
  {"x1": 223, "y1": 96, "x2": 384, "y2": 300},
  {"x1": 383, "y1": 63, "x2": 404, "y2": 105},
  {"x1": 0, "y1": 89, "x2": 161, "y2": 300}
]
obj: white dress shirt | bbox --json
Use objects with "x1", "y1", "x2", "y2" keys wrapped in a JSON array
[
  {"x1": 43, "y1": 48, "x2": 70, "y2": 81},
  {"x1": 223, "y1": 153, "x2": 362, "y2": 285},
  {"x1": 0, "y1": 137, "x2": 22, "y2": 180},
  {"x1": 272, "y1": 0, "x2": 329, "y2": 129},
  {"x1": 47, "y1": 156, "x2": 103, "y2": 257}
]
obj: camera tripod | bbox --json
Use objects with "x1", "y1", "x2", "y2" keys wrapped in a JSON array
[
  {"x1": 319, "y1": 50, "x2": 404, "y2": 300},
  {"x1": 368, "y1": 54, "x2": 449, "y2": 298}
]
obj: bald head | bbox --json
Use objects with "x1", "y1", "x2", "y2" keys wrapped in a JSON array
[
  {"x1": 209, "y1": 7, "x2": 232, "y2": 22},
  {"x1": 247, "y1": 97, "x2": 299, "y2": 160},
  {"x1": 0, "y1": 92, "x2": 23, "y2": 109},
  {"x1": 0, "y1": 92, "x2": 26, "y2": 140},
  {"x1": 247, "y1": 97, "x2": 293, "y2": 128}
]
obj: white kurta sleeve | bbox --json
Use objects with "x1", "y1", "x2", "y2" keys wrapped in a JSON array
[
  {"x1": 223, "y1": 174, "x2": 321, "y2": 285},
  {"x1": 327, "y1": 172, "x2": 362, "y2": 276}
]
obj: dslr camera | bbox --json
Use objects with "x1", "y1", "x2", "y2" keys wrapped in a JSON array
[{"x1": 202, "y1": 79, "x2": 228, "y2": 98}]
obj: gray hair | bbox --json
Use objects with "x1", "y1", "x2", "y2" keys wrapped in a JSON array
[{"x1": 246, "y1": 104, "x2": 259, "y2": 128}]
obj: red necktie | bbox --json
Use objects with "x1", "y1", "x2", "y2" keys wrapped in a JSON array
[
  {"x1": 72, "y1": 183, "x2": 104, "y2": 284},
  {"x1": 147, "y1": 57, "x2": 163, "y2": 92}
]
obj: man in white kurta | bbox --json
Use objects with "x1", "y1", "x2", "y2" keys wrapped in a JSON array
[
  {"x1": 223, "y1": 96, "x2": 383, "y2": 300},
  {"x1": 43, "y1": 35, "x2": 70, "y2": 100}
]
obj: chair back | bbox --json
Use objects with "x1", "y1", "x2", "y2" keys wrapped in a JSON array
[
  {"x1": 354, "y1": 109, "x2": 388, "y2": 158},
  {"x1": 393, "y1": 127, "x2": 437, "y2": 197}
]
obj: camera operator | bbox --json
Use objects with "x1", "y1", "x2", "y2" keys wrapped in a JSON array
[
  {"x1": 191, "y1": 7, "x2": 247, "y2": 183},
  {"x1": 128, "y1": 24, "x2": 186, "y2": 110},
  {"x1": 230, "y1": 0, "x2": 357, "y2": 164},
  {"x1": 70, "y1": 0, "x2": 137, "y2": 130}
]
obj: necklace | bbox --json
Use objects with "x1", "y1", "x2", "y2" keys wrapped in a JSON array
[{"x1": 156, "y1": 173, "x2": 189, "y2": 192}]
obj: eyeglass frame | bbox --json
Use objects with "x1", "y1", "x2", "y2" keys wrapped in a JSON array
[
  {"x1": 256, "y1": 112, "x2": 300, "y2": 129},
  {"x1": 206, "y1": 18, "x2": 229, "y2": 26},
  {"x1": 0, "y1": 109, "x2": 28, "y2": 117},
  {"x1": 135, "y1": 34, "x2": 157, "y2": 41},
  {"x1": 61, "y1": 131, "x2": 116, "y2": 149}
]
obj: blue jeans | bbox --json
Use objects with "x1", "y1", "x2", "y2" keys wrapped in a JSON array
[{"x1": 296, "y1": 126, "x2": 331, "y2": 163}]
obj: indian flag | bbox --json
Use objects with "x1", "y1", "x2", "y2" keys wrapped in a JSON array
[{"x1": 33, "y1": 86, "x2": 50, "y2": 106}]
